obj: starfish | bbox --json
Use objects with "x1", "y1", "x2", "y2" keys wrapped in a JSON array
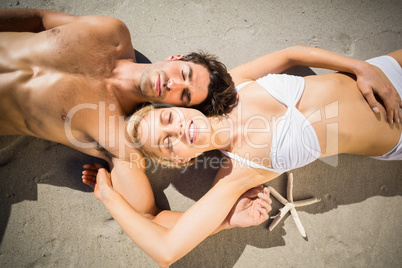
[{"x1": 268, "y1": 172, "x2": 321, "y2": 238}]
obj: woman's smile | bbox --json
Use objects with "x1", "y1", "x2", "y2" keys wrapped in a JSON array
[{"x1": 186, "y1": 120, "x2": 197, "y2": 144}]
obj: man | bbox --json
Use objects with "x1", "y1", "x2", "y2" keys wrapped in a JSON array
[
  {"x1": 1, "y1": 9, "x2": 400, "y2": 230},
  {"x1": 0, "y1": 8, "x2": 269, "y2": 232}
]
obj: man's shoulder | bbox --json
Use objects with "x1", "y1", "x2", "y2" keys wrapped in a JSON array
[
  {"x1": 70, "y1": 15, "x2": 134, "y2": 54},
  {"x1": 75, "y1": 15, "x2": 129, "y2": 33},
  {"x1": 72, "y1": 15, "x2": 122, "y2": 24}
]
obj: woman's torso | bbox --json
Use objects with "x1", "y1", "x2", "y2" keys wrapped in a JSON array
[
  {"x1": 225, "y1": 72, "x2": 401, "y2": 172},
  {"x1": 302, "y1": 72, "x2": 400, "y2": 156}
]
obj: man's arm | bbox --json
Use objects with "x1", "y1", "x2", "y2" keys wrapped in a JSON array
[
  {"x1": 0, "y1": 8, "x2": 135, "y2": 61},
  {"x1": 109, "y1": 158, "x2": 160, "y2": 219},
  {"x1": 109, "y1": 157, "x2": 186, "y2": 229},
  {"x1": 230, "y1": 46, "x2": 402, "y2": 124},
  {"x1": 0, "y1": 9, "x2": 79, "y2": 32}
]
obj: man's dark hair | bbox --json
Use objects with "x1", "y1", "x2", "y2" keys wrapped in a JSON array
[{"x1": 179, "y1": 51, "x2": 237, "y2": 116}]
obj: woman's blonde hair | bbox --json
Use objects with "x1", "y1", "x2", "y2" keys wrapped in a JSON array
[{"x1": 127, "y1": 104, "x2": 195, "y2": 168}]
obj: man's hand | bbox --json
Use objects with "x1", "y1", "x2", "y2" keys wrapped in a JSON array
[
  {"x1": 356, "y1": 62, "x2": 402, "y2": 124},
  {"x1": 225, "y1": 186, "x2": 272, "y2": 228}
]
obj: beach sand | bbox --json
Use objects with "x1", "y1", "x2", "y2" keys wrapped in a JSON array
[{"x1": 0, "y1": 0, "x2": 401, "y2": 267}]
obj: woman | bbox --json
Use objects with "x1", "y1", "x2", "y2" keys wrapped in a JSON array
[{"x1": 84, "y1": 48, "x2": 402, "y2": 267}]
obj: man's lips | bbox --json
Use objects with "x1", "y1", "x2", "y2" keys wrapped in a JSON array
[{"x1": 155, "y1": 75, "x2": 161, "y2": 96}]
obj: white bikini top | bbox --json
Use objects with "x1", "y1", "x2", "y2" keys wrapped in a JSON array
[{"x1": 221, "y1": 74, "x2": 321, "y2": 174}]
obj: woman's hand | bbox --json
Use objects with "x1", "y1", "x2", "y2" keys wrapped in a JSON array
[
  {"x1": 356, "y1": 62, "x2": 402, "y2": 124},
  {"x1": 225, "y1": 186, "x2": 272, "y2": 228},
  {"x1": 82, "y1": 163, "x2": 114, "y2": 202}
]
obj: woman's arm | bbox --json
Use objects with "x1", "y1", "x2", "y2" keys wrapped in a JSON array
[
  {"x1": 92, "y1": 167, "x2": 247, "y2": 267},
  {"x1": 84, "y1": 157, "x2": 271, "y2": 230},
  {"x1": 86, "y1": 161, "x2": 275, "y2": 267},
  {"x1": 230, "y1": 46, "x2": 369, "y2": 83},
  {"x1": 230, "y1": 46, "x2": 402, "y2": 124}
]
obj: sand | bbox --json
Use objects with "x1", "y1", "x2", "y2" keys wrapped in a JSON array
[{"x1": 0, "y1": 0, "x2": 401, "y2": 267}]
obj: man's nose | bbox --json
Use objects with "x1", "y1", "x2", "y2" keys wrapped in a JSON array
[{"x1": 167, "y1": 78, "x2": 186, "y2": 91}]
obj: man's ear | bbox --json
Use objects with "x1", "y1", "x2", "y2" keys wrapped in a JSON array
[{"x1": 165, "y1": 55, "x2": 185, "y2": 61}]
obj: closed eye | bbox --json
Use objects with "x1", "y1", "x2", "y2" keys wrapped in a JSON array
[
  {"x1": 162, "y1": 110, "x2": 173, "y2": 124},
  {"x1": 181, "y1": 90, "x2": 185, "y2": 101},
  {"x1": 187, "y1": 90, "x2": 191, "y2": 104},
  {"x1": 164, "y1": 136, "x2": 173, "y2": 152},
  {"x1": 168, "y1": 111, "x2": 172, "y2": 123},
  {"x1": 181, "y1": 89, "x2": 190, "y2": 106}
]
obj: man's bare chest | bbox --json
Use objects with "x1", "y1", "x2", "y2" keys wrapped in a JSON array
[
  {"x1": 0, "y1": 30, "x2": 123, "y2": 114},
  {"x1": 0, "y1": 64, "x2": 120, "y2": 139},
  {"x1": 0, "y1": 26, "x2": 136, "y2": 160},
  {"x1": 1, "y1": 30, "x2": 118, "y2": 76}
]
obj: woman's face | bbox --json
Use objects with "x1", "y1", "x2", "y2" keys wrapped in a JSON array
[{"x1": 137, "y1": 107, "x2": 213, "y2": 162}]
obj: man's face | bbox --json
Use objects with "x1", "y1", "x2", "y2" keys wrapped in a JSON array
[{"x1": 139, "y1": 60, "x2": 210, "y2": 107}]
